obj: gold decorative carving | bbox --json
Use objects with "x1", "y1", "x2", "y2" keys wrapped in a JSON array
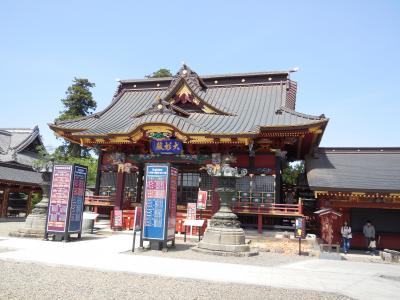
[
  {"x1": 170, "y1": 83, "x2": 216, "y2": 114},
  {"x1": 308, "y1": 127, "x2": 323, "y2": 134}
]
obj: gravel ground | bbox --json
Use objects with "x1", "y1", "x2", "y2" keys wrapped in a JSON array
[
  {"x1": 130, "y1": 238, "x2": 313, "y2": 267},
  {"x1": 0, "y1": 260, "x2": 351, "y2": 300}
]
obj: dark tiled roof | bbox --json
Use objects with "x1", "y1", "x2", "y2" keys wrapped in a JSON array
[
  {"x1": 0, "y1": 164, "x2": 42, "y2": 185},
  {"x1": 0, "y1": 126, "x2": 43, "y2": 167},
  {"x1": 306, "y1": 148, "x2": 400, "y2": 193},
  {"x1": 51, "y1": 66, "x2": 327, "y2": 137}
]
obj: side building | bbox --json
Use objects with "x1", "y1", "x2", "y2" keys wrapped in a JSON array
[
  {"x1": 306, "y1": 147, "x2": 400, "y2": 249},
  {"x1": 49, "y1": 65, "x2": 328, "y2": 230},
  {"x1": 0, "y1": 126, "x2": 43, "y2": 217}
]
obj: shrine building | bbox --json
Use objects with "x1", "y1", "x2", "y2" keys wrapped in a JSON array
[
  {"x1": 0, "y1": 126, "x2": 43, "y2": 217},
  {"x1": 49, "y1": 65, "x2": 328, "y2": 231},
  {"x1": 306, "y1": 147, "x2": 400, "y2": 249}
]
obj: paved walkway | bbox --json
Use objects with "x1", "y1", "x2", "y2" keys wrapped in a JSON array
[{"x1": 0, "y1": 233, "x2": 399, "y2": 300}]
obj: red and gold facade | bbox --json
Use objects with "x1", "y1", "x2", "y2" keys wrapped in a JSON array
[{"x1": 49, "y1": 65, "x2": 328, "y2": 231}]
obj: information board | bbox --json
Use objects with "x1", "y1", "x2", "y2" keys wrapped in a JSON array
[
  {"x1": 167, "y1": 167, "x2": 178, "y2": 239},
  {"x1": 294, "y1": 217, "x2": 306, "y2": 239},
  {"x1": 68, "y1": 165, "x2": 88, "y2": 232},
  {"x1": 113, "y1": 209, "x2": 123, "y2": 228},
  {"x1": 47, "y1": 165, "x2": 73, "y2": 232},
  {"x1": 187, "y1": 203, "x2": 197, "y2": 220},
  {"x1": 197, "y1": 190, "x2": 207, "y2": 210},
  {"x1": 142, "y1": 165, "x2": 169, "y2": 240}
]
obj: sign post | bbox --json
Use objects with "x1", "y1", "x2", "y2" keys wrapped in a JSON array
[
  {"x1": 294, "y1": 217, "x2": 306, "y2": 255},
  {"x1": 140, "y1": 163, "x2": 177, "y2": 251},
  {"x1": 45, "y1": 164, "x2": 88, "y2": 242},
  {"x1": 132, "y1": 206, "x2": 142, "y2": 252}
]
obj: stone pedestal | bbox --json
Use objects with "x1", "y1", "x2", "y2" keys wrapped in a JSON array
[
  {"x1": 197, "y1": 186, "x2": 255, "y2": 256},
  {"x1": 9, "y1": 172, "x2": 50, "y2": 238}
]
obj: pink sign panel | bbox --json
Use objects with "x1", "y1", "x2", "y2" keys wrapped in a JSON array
[
  {"x1": 167, "y1": 167, "x2": 178, "y2": 239},
  {"x1": 197, "y1": 190, "x2": 207, "y2": 210},
  {"x1": 113, "y1": 209, "x2": 123, "y2": 228},
  {"x1": 47, "y1": 165, "x2": 73, "y2": 232},
  {"x1": 187, "y1": 202, "x2": 197, "y2": 220}
]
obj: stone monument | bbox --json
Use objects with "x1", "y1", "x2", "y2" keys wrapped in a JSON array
[{"x1": 195, "y1": 155, "x2": 257, "y2": 256}]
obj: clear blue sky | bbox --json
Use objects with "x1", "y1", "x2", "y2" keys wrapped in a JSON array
[{"x1": 1, "y1": 0, "x2": 399, "y2": 149}]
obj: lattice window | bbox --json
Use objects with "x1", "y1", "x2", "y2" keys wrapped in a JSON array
[
  {"x1": 253, "y1": 175, "x2": 275, "y2": 192},
  {"x1": 124, "y1": 173, "x2": 138, "y2": 203},
  {"x1": 99, "y1": 172, "x2": 117, "y2": 196},
  {"x1": 177, "y1": 172, "x2": 200, "y2": 205},
  {"x1": 236, "y1": 176, "x2": 251, "y2": 193},
  {"x1": 199, "y1": 173, "x2": 212, "y2": 190}
]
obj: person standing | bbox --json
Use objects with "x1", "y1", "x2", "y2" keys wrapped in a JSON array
[
  {"x1": 340, "y1": 221, "x2": 352, "y2": 254},
  {"x1": 363, "y1": 220, "x2": 375, "y2": 253}
]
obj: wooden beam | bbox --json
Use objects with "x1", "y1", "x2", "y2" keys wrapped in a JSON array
[
  {"x1": 115, "y1": 168, "x2": 126, "y2": 209},
  {"x1": 26, "y1": 189, "x2": 34, "y2": 216},
  {"x1": 297, "y1": 135, "x2": 304, "y2": 159},
  {"x1": 1, "y1": 187, "x2": 10, "y2": 217},
  {"x1": 94, "y1": 151, "x2": 103, "y2": 195}
]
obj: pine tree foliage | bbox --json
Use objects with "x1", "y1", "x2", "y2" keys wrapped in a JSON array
[
  {"x1": 146, "y1": 68, "x2": 172, "y2": 78},
  {"x1": 55, "y1": 78, "x2": 97, "y2": 157},
  {"x1": 282, "y1": 161, "x2": 305, "y2": 186}
]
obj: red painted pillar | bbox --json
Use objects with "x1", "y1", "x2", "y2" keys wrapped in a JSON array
[
  {"x1": 115, "y1": 165, "x2": 125, "y2": 210},
  {"x1": 1, "y1": 187, "x2": 10, "y2": 217}
]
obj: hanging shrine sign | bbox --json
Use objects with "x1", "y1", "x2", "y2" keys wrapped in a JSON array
[
  {"x1": 45, "y1": 164, "x2": 88, "y2": 241},
  {"x1": 150, "y1": 140, "x2": 183, "y2": 154},
  {"x1": 141, "y1": 163, "x2": 177, "y2": 246}
]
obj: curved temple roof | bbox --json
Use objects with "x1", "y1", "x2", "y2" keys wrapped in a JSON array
[
  {"x1": 49, "y1": 65, "x2": 328, "y2": 142},
  {"x1": 306, "y1": 148, "x2": 400, "y2": 193}
]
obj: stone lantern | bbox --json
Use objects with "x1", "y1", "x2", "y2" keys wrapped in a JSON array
[
  {"x1": 196, "y1": 155, "x2": 256, "y2": 255},
  {"x1": 10, "y1": 160, "x2": 53, "y2": 238}
]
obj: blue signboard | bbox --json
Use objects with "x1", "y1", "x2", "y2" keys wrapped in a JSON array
[
  {"x1": 151, "y1": 140, "x2": 182, "y2": 154},
  {"x1": 68, "y1": 165, "x2": 88, "y2": 232},
  {"x1": 142, "y1": 165, "x2": 169, "y2": 240}
]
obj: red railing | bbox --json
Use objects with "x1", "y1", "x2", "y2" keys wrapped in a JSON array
[
  {"x1": 232, "y1": 200, "x2": 303, "y2": 216},
  {"x1": 85, "y1": 195, "x2": 115, "y2": 207}
]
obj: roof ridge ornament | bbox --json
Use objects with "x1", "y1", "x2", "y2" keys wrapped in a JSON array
[
  {"x1": 170, "y1": 63, "x2": 207, "y2": 91},
  {"x1": 163, "y1": 64, "x2": 234, "y2": 116}
]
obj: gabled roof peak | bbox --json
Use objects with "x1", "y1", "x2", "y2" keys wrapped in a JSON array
[{"x1": 170, "y1": 64, "x2": 207, "y2": 91}]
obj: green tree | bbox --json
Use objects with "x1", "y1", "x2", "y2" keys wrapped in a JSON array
[
  {"x1": 34, "y1": 146, "x2": 98, "y2": 187},
  {"x1": 56, "y1": 78, "x2": 97, "y2": 157},
  {"x1": 146, "y1": 68, "x2": 172, "y2": 78},
  {"x1": 282, "y1": 161, "x2": 304, "y2": 186}
]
